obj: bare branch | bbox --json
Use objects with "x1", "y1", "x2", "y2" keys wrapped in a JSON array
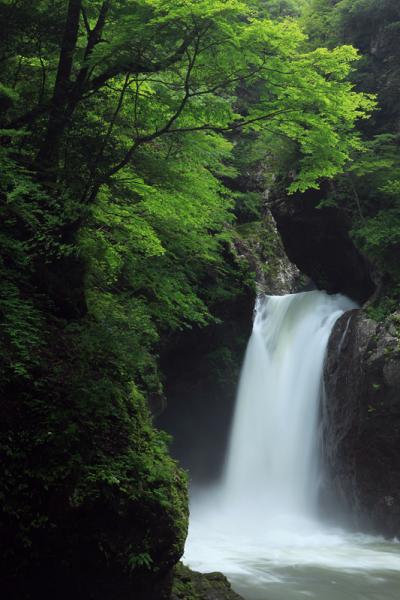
[
  {"x1": 81, "y1": 5, "x2": 91, "y2": 35},
  {"x1": 97, "y1": 107, "x2": 300, "y2": 189},
  {"x1": 82, "y1": 72, "x2": 132, "y2": 202},
  {"x1": 87, "y1": 36, "x2": 192, "y2": 95},
  {"x1": 38, "y1": 55, "x2": 47, "y2": 104},
  {"x1": 99, "y1": 34, "x2": 202, "y2": 183},
  {"x1": 67, "y1": 1, "x2": 111, "y2": 112}
]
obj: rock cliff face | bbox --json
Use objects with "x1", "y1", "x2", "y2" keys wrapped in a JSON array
[
  {"x1": 232, "y1": 211, "x2": 301, "y2": 296},
  {"x1": 270, "y1": 188, "x2": 376, "y2": 304},
  {"x1": 323, "y1": 310, "x2": 400, "y2": 537}
]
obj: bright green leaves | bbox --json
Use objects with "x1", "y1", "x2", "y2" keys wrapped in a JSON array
[
  {"x1": 243, "y1": 16, "x2": 307, "y2": 55},
  {"x1": 0, "y1": 0, "x2": 377, "y2": 386},
  {"x1": 71, "y1": 2, "x2": 374, "y2": 196},
  {"x1": 237, "y1": 22, "x2": 375, "y2": 191},
  {"x1": 146, "y1": 0, "x2": 248, "y2": 21},
  {"x1": 253, "y1": 24, "x2": 372, "y2": 163},
  {"x1": 71, "y1": 1, "x2": 376, "y2": 352},
  {"x1": 83, "y1": 127, "x2": 236, "y2": 337},
  {"x1": 3, "y1": 0, "x2": 373, "y2": 195}
]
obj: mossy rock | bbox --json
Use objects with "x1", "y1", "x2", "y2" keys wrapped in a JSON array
[
  {"x1": 172, "y1": 563, "x2": 244, "y2": 600},
  {"x1": 0, "y1": 318, "x2": 189, "y2": 600}
]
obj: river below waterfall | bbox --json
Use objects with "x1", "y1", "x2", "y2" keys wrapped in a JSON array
[
  {"x1": 183, "y1": 291, "x2": 400, "y2": 599},
  {"x1": 185, "y1": 502, "x2": 400, "y2": 600}
]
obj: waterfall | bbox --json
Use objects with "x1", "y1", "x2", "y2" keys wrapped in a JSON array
[
  {"x1": 184, "y1": 291, "x2": 400, "y2": 600},
  {"x1": 186, "y1": 290, "x2": 356, "y2": 534},
  {"x1": 220, "y1": 291, "x2": 356, "y2": 526}
]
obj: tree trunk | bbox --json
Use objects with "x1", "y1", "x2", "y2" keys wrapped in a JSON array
[{"x1": 37, "y1": 0, "x2": 82, "y2": 176}]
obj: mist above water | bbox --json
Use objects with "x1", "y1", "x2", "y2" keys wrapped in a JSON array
[{"x1": 184, "y1": 291, "x2": 400, "y2": 600}]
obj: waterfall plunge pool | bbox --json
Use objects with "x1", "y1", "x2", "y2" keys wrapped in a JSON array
[
  {"x1": 183, "y1": 292, "x2": 400, "y2": 600},
  {"x1": 184, "y1": 499, "x2": 400, "y2": 600}
]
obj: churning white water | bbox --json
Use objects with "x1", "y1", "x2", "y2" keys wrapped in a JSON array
[{"x1": 184, "y1": 291, "x2": 400, "y2": 600}]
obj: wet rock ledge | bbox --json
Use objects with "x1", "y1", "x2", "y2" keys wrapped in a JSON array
[
  {"x1": 172, "y1": 563, "x2": 244, "y2": 600},
  {"x1": 323, "y1": 310, "x2": 400, "y2": 537}
]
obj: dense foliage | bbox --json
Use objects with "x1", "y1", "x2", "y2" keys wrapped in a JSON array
[
  {"x1": 0, "y1": 0, "x2": 376, "y2": 597},
  {"x1": 300, "y1": 0, "x2": 400, "y2": 313}
]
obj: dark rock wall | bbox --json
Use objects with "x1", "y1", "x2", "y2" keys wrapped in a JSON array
[
  {"x1": 158, "y1": 289, "x2": 254, "y2": 484},
  {"x1": 323, "y1": 310, "x2": 400, "y2": 537},
  {"x1": 270, "y1": 188, "x2": 376, "y2": 304}
]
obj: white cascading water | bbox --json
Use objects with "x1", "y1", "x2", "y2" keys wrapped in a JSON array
[
  {"x1": 184, "y1": 291, "x2": 400, "y2": 600},
  {"x1": 222, "y1": 291, "x2": 353, "y2": 523}
]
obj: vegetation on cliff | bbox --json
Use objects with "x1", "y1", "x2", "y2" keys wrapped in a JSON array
[
  {"x1": 0, "y1": 1, "x2": 382, "y2": 598},
  {"x1": 289, "y1": 0, "x2": 400, "y2": 315}
]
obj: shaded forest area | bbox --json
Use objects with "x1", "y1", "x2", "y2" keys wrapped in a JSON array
[{"x1": 0, "y1": 1, "x2": 399, "y2": 599}]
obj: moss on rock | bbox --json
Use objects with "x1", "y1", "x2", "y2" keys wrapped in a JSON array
[
  {"x1": 0, "y1": 315, "x2": 188, "y2": 600},
  {"x1": 172, "y1": 563, "x2": 244, "y2": 600}
]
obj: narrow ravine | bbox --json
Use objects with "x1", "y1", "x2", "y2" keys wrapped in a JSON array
[{"x1": 183, "y1": 291, "x2": 400, "y2": 600}]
